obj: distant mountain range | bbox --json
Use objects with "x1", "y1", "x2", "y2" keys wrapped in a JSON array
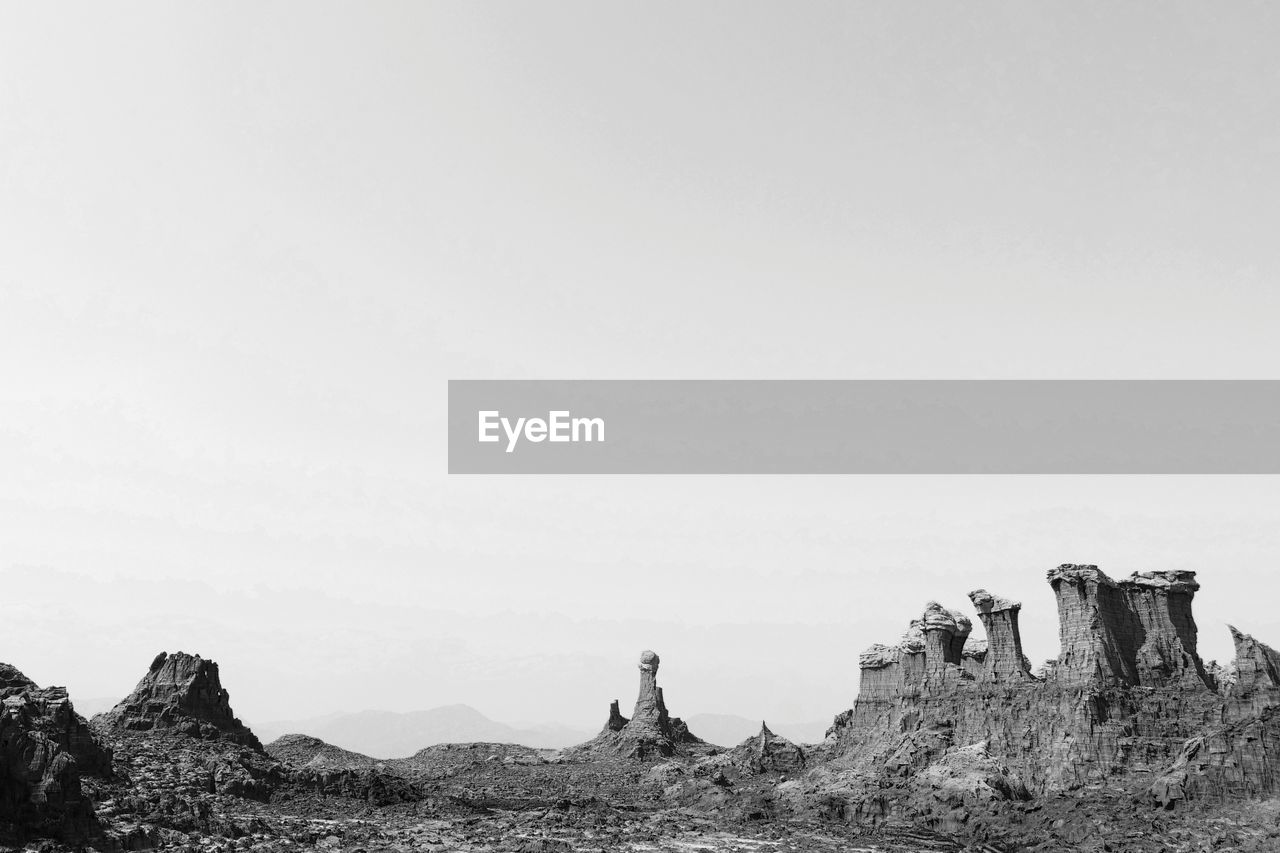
[
  {"x1": 249, "y1": 706, "x2": 831, "y2": 758},
  {"x1": 250, "y1": 704, "x2": 595, "y2": 758}
]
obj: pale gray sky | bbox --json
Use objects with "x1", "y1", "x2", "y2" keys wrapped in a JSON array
[{"x1": 2, "y1": 3, "x2": 1280, "y2": 729}]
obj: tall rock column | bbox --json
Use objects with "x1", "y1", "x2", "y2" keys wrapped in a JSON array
[
  {"x1": 1047, "y1": 564, "x2": 1141, "y2": 687},
  {"x1": 631, "y1": 650, "x2": 667, "y2": 726},
  {"x1": 921, "y1": 602, "x2": 971, "y2": 686},
  {"x1": 1120, "y1": 571, "x2": 1211, "y2": 689},
  {"x1": 1048, "y1": 565, "x2": 1211, "y2": 690},
  {"x1": 968, "y1": 589, "x2": 1033, "y2": 683}
]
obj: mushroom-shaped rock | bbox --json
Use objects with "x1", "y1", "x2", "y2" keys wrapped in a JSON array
[
  {"x1": 967, "y1": 589, "x2": 1033, "y2": 683},
  {"x1": 920, "y1": 602, "x2": 971, "y2": 680}
]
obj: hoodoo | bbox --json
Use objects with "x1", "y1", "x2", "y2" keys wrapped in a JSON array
[
  {"x1": 968, "y1": 589, "x2": 1033, "y2": 682},
  {"x1": 814, "y1": 563, "x2": 1280, "y2": 837},
  {"x1": 579, "y1": 650, "x2": 704, "y2": 758}
]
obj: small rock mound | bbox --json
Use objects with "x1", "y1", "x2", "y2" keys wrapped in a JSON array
[
  {"x1": 265, "y1": 733, "x2": 380, "y2": 771},
  {"x1": 95, "y1": 651, "x2": 262, "y2": 750},
  {"x1": 728, "y1": 722, "x2": 805, "y2": 775},
  {"x1": 910, "y1": 741, "x2": 1031, "y2": 835}
]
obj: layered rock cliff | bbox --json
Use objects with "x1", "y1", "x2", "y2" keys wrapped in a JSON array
[
  {"x1": 96, "y1": 651, "x2": 263, "y2": 750},
  {"x1": 816, "y1": 564, "x2": 1264, "y2": 835},
  {"x1": 1047, "y1": 566, "x2": 1210, "y2": 690}
]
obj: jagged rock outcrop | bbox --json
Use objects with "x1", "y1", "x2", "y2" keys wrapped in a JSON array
[
  {"x1": 604, "y1": 699, "x2": 628, "y2": 732},
  {"x1": 815, "y1": 565, "x2": 1238, "y2": 839},
  {"x1": 1150, "y1": 707, "x2": 1280, "y2": 809},
  {"x1": 96, "y1": 651, "x2": 263, "y2": 750},
  {"x1": 578, "y1": 651, "x2": 704, "y2": 759},
  {"x1": 0, "y1": 662, "x2": 111, "y2": 844},
  {"x1": 1146, "y1": 627, "x2": 1280, "y2": 810},
  {"x1": 1225, "y1": 626, "x2": 1280, "y2": 718},
  {"x1": 728, "y1": 722, "x2": 805, "y2": 775},
  {"x1": 908, "y1": 740, "x2": 1031, "y2": 835}
]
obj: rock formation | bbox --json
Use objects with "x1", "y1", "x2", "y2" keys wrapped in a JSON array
[
  {"x1": 96, "y1": 651, "x2": 262, "y2": 750},
  {"x1": 1048, "y1": 565, "x2": 1210, "y2": 690},
  {"x1": 728, "y1": 722, "x2": 805, "y2": 775},
  {"x1": 1150, "y1": 707, "x2": 1280, "y2": 809},
  {"x1": 1145, "y1": 625, "x2": 1280, "y2": 810},
  {"x1": 580, "y1": 650, "x2": 704, "y2": 758},
  {"x1": 0, "y1": 662, "x2": 111, "y2": 844},
  {"x1": 815, "y1": 564, "x2": 1249, "y2": 836},
  {"x1": 967, "y1": 589, "x2": 1032, "y2": 682},
  {"x1": 1224, "y1": 625, "x2": 1280, "y2": 717}
]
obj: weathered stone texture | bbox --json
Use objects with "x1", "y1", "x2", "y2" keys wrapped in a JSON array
[
  {"x1": 581, "y1": 650, "x2": 703, "y2": 758},
  {"x1": 729, "y1": 722, "x2": 806, "y2": 775},
  {"x1": 1151, "y1": 707, "x2": 1280, "y2": 808},
  {"x1": 1226, "y1": 626, "x2": 1280, "y2": 718},
  {"x1": 0, "y1": 663, "x2": 110, "y2": 843},
  {"x1": 96, "y1": 651, "x2": 263, "y2": 750},
  {"x1": 825, "y1": 564, "x2": 1244, "y2": 831},
  {"x1": 968, "y1": 589, "x2": 1032, "y2": 683},
  {"x1": 1048, "y1": 565, "x2": 1211, "y2": 690}
]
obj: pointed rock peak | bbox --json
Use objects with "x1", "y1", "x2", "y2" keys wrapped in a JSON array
[
  {"x1": 99, "y1": 651, "x2": 262, "y2": 751},
  {"x1": 731, "y1": 719, "x2": 805, "y2": 775}
]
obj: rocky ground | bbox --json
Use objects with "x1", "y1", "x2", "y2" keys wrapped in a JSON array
[{"x1": 7, "y1": 565, "x2": 1280, "y2": 851}]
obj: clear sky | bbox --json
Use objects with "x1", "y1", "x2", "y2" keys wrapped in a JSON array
[{"x1": 3, "y1": 3, "x2": 1280, "y2": 729}]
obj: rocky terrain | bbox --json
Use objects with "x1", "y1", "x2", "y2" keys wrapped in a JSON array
[
  {"x1": 251, "y1": 708, "x2": 593, "y2": 758},
  {"x1": 4, "y1": 564, "x2": 1280, "y2": 851}
]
